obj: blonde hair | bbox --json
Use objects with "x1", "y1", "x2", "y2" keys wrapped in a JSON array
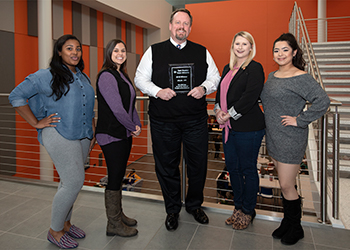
[{"x1": 229, "y1": 31, "x2": 256, "y2": 70}]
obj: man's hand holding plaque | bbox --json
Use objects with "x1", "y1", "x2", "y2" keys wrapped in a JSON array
[
  {"x1": 156, "y1": 88, "x2": 176, "y2": 101},
  {"x1": 188, "y1": 86, "x2": 206, "y2": 99}
]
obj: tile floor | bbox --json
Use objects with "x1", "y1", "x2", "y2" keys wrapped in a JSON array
[{"x1": 0, "y1": 179, "x2": 349, "y2": 250}]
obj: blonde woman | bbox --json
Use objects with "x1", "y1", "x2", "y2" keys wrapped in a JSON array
[{"x1": 214, "y1": 31, "x2": 265, "y2": 230}]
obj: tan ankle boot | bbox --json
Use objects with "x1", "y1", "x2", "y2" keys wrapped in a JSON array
[
  {"x1": 225, "y1": 208, "x2": 241, "y2": 225},
  {"x1": 105, "y1": 189, "x2": 138, "y2": 237}
]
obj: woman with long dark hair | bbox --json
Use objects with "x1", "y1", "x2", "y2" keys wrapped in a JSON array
[
  {"x1": 215, "y1": 31, "x2": 265, "y2": 230},
  {"x1": 261, "y1": 33, "x2": 330, "y2": 245},
  {"x1": 95, "y1": 39, "x2": 141, "y2": 237},
  {"x1": 9, "y1": 34, "x2": 96, "y2": 249}
]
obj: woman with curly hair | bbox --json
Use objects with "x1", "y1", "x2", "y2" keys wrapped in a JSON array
[{"x1": 9, "y1": 34, "x2": 96, "y2": 249}]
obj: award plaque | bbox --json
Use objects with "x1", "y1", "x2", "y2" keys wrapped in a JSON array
[{"x1": 169, "y1": 63, "x2": 194, "y2": 93}]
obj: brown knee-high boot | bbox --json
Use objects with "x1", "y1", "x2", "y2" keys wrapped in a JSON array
[
  {"x1": 105, "y1": 189, "x2": 138, "y2": 237},
  {"x1": 280, "y1": 197, "x2": 304, "y2": 245},
  {"x1": 119, "y1": 188, "x2": 137, "y2": 226}
]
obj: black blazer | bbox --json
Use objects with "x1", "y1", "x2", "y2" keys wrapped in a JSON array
[{"x1": 215, "y1": 60, "x2": 265, "y2": 132}]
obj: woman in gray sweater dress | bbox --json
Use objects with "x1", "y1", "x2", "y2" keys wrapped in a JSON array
[{"x1": 261, "y1": 33, "x2": 330, "y2": 245}]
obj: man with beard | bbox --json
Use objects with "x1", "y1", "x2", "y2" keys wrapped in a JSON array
[{"x1": 135, "y1": 8, "x2": 220, "y2": 231}]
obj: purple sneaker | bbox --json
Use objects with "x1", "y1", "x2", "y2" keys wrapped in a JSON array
[
  {"x1": 67, "y1": 225, "x2": 86, "y2": 239},
  {"x1": 47, "y1": 231, "x2": 78, "y2": 249}
]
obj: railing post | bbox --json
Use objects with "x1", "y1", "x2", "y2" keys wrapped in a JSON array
[
  {"x1": 297, "y1": 20, "x2": 300, "y2": 42},
  {"x1": 325, "y1": 20, "x2": 328, "y2": 42},
  {"x1": 317, "y1": 118, "x2": 321, "y2": 182},
  {"x1": 319, "y1": 115, "x2": 328, "y2": 223},
  {"x1": 332, "y1": 108, "x2": 340, "y2": 219}
]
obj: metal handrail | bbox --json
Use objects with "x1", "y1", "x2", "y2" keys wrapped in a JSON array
[
  {"x1": 303, "y1": 16, "x2": 350, "y2": 43},
  {"x1": 289, "y1": 2, "x2": 342, "y2": 224},
  {"x1": 290, "y1": 2, "x2": 325, "y2": 89},
  {"x1": 305, "y1": 16, "x2": 350, "y2": 21}
]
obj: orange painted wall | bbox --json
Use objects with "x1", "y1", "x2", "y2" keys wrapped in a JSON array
[
  {"x1": 328, "y1": 0, "x2": 350, "y2": 17},
  {"x1": 63, "y1": 0, "x2": 73, "y2": 34},
  {"x1": 187, "y1": 0, "x2": 350, "y2": 76},
  {"x1": 186, "y1": 0, "x2": 318, "y2": 80},
  {"x1": 11, "y1": 0, "x2": 148, "y2": 185},
  {"x1": 135, "y1": 26, "x2": 143, "y2": 55},
  {"x1": 14, "y1": 0, "x2": 27, "y2": 35},
  {"x1": 96, "y1": 11, "x2": 104, "y2": 70},
  {"x1": 14, "y1": 0, "x2": 40, "y2": 179},
  {"x1": 121, "y1": 20, "x2": 126, "y2": 42},
  {"x1": 327, "y1": 0, "x2": 350, "y2": 41}
]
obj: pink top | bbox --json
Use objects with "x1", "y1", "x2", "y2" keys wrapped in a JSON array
[{"x1": 220, "y1": 67, "x2": 238, "y2": 143}]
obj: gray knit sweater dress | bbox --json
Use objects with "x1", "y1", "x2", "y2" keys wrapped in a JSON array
[{"x1": 260, "y1": 72, "x2": 330, "y2": 164}]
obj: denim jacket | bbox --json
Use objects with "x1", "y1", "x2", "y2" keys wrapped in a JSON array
[{"x1": 9, "y1": 68, "x2": 95, "y2": 144}]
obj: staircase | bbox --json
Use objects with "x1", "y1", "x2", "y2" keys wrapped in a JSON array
[{"x1": 311, "y1": 41, "x2": 350, "y2": 175}]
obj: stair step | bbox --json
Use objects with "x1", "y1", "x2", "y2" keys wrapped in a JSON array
[
  {"x1": 321, "y1": 71, "x2": 350, "y2": 77},
  {"x1": 330, "y1": 106, "x2": 350, "y2": 113},
  {"x1": 327, "y1": 143, "x2": 350, "y2": 156},
  {"x1": 327, "y1": 96, "x2": 350, "y2": 103},
  {"x1": 340, "y1": 162, "x2": 350, "y2": 174},
  {"x1": 306, "y1": 42, "x2": 350, "y2": 174},
  {"x1": 325, "y1": 87, "x2": 350, "y2": 94},
  {"x1": 327, "y1": 143, "x2": 350, "y2": 154},
  {"x1": 323, "y1": 79, "x2": 350, "y2": 84},
  {"x1": 328, "y1": 130, "x2": 350, "y2": 139},
  {"x1": 329, "y1": 116, "x2": 350, "y2": 123},
  {"x1": 312, "y1": 46, "x2": 350, "y2": 52},
  {"x1": 326, "y1": 86, "x2": 350, "y2": 91},
  {"x1": 340, "y1": 131, "x2": 350, "y2": 139},
  {"x1": 318, "y1": 65, "x2": 350, "y2": 70},
  {"x1": 314, "y1": 52, "x2": 350, "y2": 58},
  {"x1": 339, "y1": 143, "x2": 350, "y2": 154},
  {"x1": 307, "y1": 58, "x2": 350, "y2": 63},
  {"x1": 312, "y1": 41, "x2": 350, "y2": 47}
]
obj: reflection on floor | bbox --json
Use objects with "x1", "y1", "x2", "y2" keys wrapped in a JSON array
[{"x1": 1, "y1": 179, "x2": 350, "y2": 250}]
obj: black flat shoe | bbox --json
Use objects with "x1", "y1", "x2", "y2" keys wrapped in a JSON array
[
  {"x1": 187, "y1": 208, "x2": 209, "y2": 224},
  {"x1": 165, "y1": 213, "x2": 179, "y2": 231}
]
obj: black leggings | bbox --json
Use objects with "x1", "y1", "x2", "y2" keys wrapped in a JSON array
[{"x1": 101, "y1": 137, "x2": 132, "y2": 191}]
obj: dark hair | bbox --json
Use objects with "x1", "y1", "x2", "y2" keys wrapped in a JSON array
[
  {"x1": 97, "y1": 39, "x2": 128, "y2": 78},
  {"x1": 49, "y1": 34, "x2": 84, "y2": 101},
  {"x1": 170, "y1": 8, "x2": 192, "y2": 26},
  {"x1": 273, "y1": 33, "x2": 305, "y2": 70}
]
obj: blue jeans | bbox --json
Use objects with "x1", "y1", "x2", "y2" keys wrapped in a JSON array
[{"x1": 223, "y1": 128, "x2": 265, "y2": 215}]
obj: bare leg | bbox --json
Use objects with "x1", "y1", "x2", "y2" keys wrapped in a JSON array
[
  {"x1": 49, "y1": 228, "x2": 65, "y2": 242},
  {"x1": 64, "y1": 220, "x2": 72, "y2": 232},
  {"x1": 49, "y1": 220, "x2": 73, "y2": 242},
  {"x1": 273, "y1": 158, "x2": 299, "y2": 200}
]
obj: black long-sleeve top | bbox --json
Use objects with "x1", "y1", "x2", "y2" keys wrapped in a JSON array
[{"x1": 215, "y1": 60, "x2": 265, "y2": 132}]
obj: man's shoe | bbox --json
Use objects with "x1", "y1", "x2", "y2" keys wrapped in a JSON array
[
  {"x1": 165, "y1": 213, "x2": 179, "y2": 231},
  {"x1": 187, "y1": 208, "x2": 209, "y2": 224}
]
